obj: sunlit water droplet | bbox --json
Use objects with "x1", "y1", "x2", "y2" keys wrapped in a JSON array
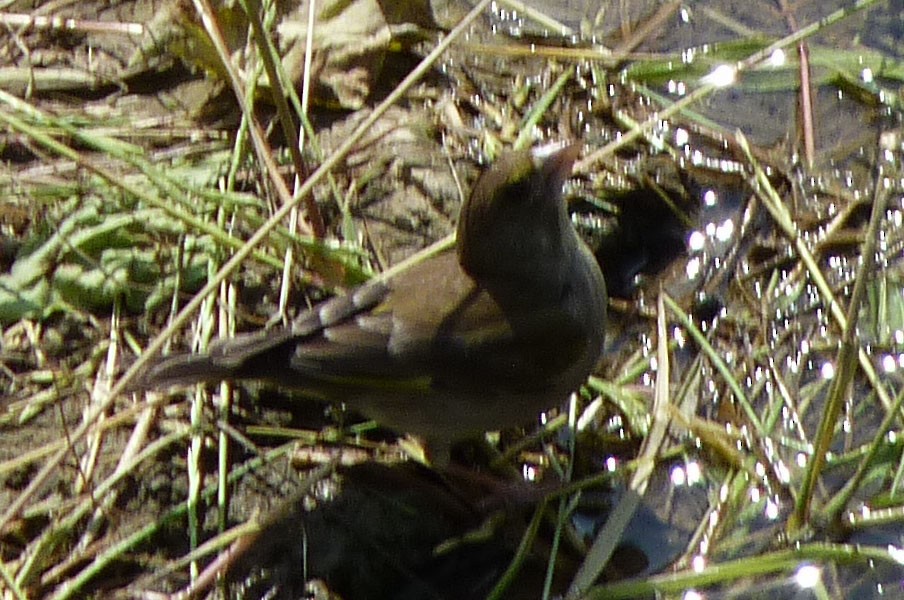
[{"x1": 794, "y1": 564, "x2": 821, "y2": 589}]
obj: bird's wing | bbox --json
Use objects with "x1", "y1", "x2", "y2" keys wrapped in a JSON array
[
  {"x1": 289, "y1": 252, "x2": 590, "y2": 394},
  {"x1": 137, "y1": 273, "x2": 391, "y2": 389},
  {"x1": 141, "y1": 252, "x2": 590, "y2": 396}
]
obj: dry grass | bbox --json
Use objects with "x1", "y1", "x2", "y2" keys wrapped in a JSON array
[{"x1": 1, "y1": 0, "x2": 903, "y2": 598}]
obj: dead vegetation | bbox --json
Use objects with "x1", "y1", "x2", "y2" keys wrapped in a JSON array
[{"x1": 1, "y1": 0, "x2": 903, "y2": 598}]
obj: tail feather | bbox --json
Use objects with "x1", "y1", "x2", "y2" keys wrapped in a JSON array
[
  {"x1": 136, "y1": 354, "x2": 237, "y2": 390},
  {"x1": 132, "y1": 326, "x2": 298, "y2": 391},
  {"x1": 132, "y1": 280, "x2": 391, "y2": 392}
]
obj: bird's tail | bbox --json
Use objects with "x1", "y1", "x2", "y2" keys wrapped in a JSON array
[
  {"x1": 129, "y1": 281, "x2": 389, "y2": 392},
  {"x1": 134, "y1": 353, "x2": 237, "y2": 390},
  {"x1": 129, "y1": 327, "x2": 297, "y2": 391}
]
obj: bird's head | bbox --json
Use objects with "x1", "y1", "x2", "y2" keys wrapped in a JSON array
[{"x1": 457, "y1": 144, "x2": 582, "y2": 285}]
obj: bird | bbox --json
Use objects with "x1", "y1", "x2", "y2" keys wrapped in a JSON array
[{"x1": 138, "y1": 145, "x2": 607, "y2": 458}]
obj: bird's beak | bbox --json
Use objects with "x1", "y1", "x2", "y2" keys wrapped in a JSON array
[{"x1": 535, "y1": 143, "x2": 581, "y2": 187}]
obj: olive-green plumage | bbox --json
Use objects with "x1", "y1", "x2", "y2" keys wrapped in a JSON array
[{"x1": 140, "y1": 145, "x2": 607, "y2": 450}]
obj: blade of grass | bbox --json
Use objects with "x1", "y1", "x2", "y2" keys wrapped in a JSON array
[
  {"x1": 0, "y1": 94, "x2": 291, "y2": 273},
  {"x1": 49, "y1": 442, "x2": 310, "y2": 600},
  {"x1": 514, "y1": 68, "x2": 573, "y2": 151},
  {"x1": 584, "y1": 543, "x2": 899, "y2": 599},
  {"x1": 485, "y1": 500, "x2": 547, "y2": 600},
  {"x1": 566, "y1": 290, "x2": 673, "y2": 598},
  {"x1": 735, "y1": 132, "x2": 894, "y2": 532},
  {"x1": 237, "y1": 0, "x2": 325, "y2": 236},
  {"x1": 821, "y1": 157, "x2": 893, "y2": 523},
  {"x1": 663, "y1": 294, "x2": 764, "y2": 436},
  {"x1": 191, "y1": 0, "x2": 319, "y2": 238}
]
